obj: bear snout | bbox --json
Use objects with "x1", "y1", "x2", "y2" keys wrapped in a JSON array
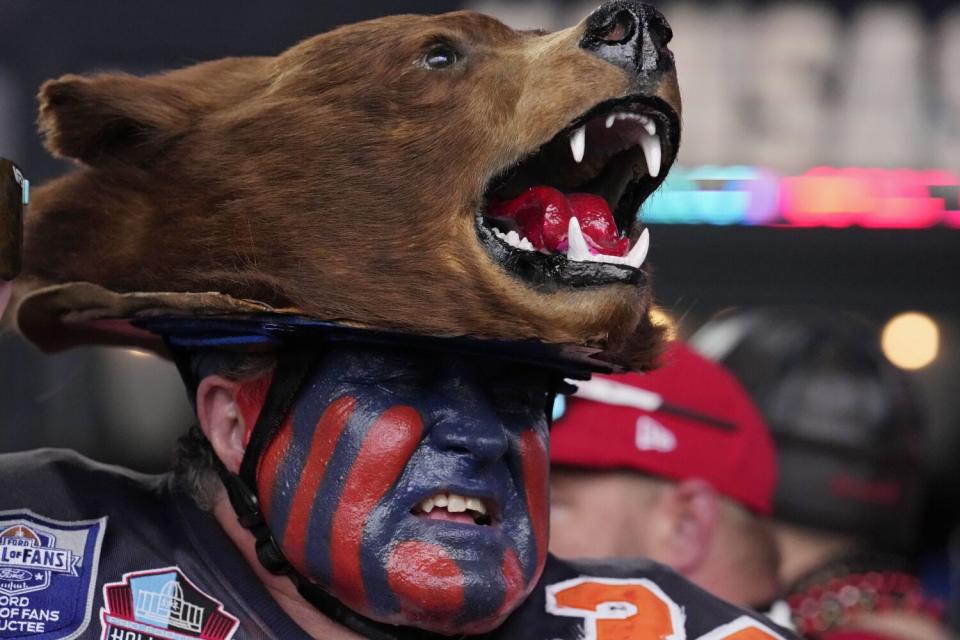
[{"x1": 580, "y1": 1, "x2": 675, "y2": 78}]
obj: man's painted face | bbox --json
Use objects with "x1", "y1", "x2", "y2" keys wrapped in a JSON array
[{"x1": 236, "y1": 345, "x2": 552, "y2": 634}]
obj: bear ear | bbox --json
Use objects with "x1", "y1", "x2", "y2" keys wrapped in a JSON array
[
  {"x1": 39, "y1": 58, "x2": 269, "y2": 167},
  {"x1": 38, "y1": 72, "x2": 200, "y2": 167},
  {"x1": 38, "y1": 58, "x2": 268, "y2": 167}
]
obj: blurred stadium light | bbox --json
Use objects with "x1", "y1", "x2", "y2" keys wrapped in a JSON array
[{"x1": 883, "y1": 312, "x2": 941, "y2": 370}]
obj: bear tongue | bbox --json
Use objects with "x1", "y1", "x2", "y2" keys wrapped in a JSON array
[
  {"x1": 567, "y1": 194, "x2": 631, "y2": 256},
  {"x1": 488, "y1": 186, "x2": 629, "y2": 256}
]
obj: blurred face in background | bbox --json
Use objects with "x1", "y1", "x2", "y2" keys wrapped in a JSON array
[
  {"x1": 550, "y1": 467, "x2": 781, "y2": 610},
  {"x1": 550, "y1": 468, "x2": 664, "y2": 558}
]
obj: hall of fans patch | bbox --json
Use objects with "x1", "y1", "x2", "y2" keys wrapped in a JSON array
[{"x1": 0, "y1": 511, "x2": 105, "y2": 639}]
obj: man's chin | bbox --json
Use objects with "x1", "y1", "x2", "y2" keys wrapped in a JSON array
[
  {"x1": 377, "y1": 537, "x2": 530, "y2": 631},
  {"x1": 376, "y1": 598, "x2": 520, "y2": 637}
]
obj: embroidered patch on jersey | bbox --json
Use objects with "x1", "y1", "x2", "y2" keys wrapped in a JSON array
[
  {"x1": 99, "y1": 567, "x2": 238, "y2": 640},
  {"x1": 0, "y1": 509, "x2": 107, "y2": 640}
]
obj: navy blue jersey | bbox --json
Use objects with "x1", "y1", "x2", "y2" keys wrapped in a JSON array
[{"x1": 0, "y1": 450, "x2": 796, "y2": 640}]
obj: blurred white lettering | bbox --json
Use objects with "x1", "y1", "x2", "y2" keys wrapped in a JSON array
[{"x1": 466, "y1": 1, "x2": 942, "y2": 171}]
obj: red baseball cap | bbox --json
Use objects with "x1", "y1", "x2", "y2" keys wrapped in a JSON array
[{"x1": 550, "y1": 341, "x2": 777, "y2": 515}]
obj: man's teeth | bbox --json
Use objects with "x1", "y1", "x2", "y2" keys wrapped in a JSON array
[
  {"x1": 566, "y1": 218, "x2": 650, "y2": 269},
  {"x1": 570, "y1": 125, "x2": 586, "y2": 163},
  {"x1": 418, "y1": 492, "x2": 487, "y2": 515},
  {"x1": 492, "y1": 227, "x2": 535, "y2": 251},
  {"x1": 448, "y1": 494, "x2": 466, "y2": 513}
]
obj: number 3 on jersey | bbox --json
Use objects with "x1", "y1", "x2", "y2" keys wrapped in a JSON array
[{"x1": 546, "y1": 577, "x2": 787, "y2": 640}]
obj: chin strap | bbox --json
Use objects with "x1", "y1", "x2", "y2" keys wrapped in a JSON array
[{"x1": 212, "y1": 349, "x2": 467, "y2": 640}]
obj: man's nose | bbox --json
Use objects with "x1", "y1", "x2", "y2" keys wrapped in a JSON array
[
  {"x1": 428, "y1": 388, "x2": 510, "y2": 464},
  {"x1": 579, "y1": 1, "x2": 674, "y2": 76}
]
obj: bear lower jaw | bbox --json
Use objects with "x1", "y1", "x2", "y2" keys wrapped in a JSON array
[{"x1": 474, "y1": 216, "x2": 647, "y2": 292}]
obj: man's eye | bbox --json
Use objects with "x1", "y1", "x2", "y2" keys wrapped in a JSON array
[{"x1": 491, "y1": 386, "x2": 548, "y2": 413}]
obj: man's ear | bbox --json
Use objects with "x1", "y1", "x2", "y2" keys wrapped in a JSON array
[
  {"x1": 37, "y1": 57, "x2": 266, "y2": 167},
  {"x1": 659, "y1": 478, "x2": 721, "y2": 574},
  {"x1": 196, "y1": 375, "x2": 248, "y2": 475}
]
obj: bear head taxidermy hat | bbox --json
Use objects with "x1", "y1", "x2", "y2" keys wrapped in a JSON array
[{"x1": 2, "y1": 3, "x2": 681, "y2": 371}]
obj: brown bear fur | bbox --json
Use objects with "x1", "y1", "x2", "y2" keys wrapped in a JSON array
[{"x1": 10, "y1": 10, "x2": 680, "y2": 370}]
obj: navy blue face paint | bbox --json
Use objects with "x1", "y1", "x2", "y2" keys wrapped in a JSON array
[{"x1": 236, "y1": 345, "x2": 553, "y2": 635}]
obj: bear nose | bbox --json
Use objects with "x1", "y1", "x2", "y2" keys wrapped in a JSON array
[{"x1": 580, "y1": 1, "x2": 674, "y2": 76}]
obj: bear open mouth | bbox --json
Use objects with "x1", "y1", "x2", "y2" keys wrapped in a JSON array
[{"x1": 476, "y1": 95, "x2": 679, "y2": 290}]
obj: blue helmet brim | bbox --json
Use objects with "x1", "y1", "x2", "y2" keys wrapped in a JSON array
[{"x1": 133, "y1": 314, "x2": 619, "y2": 379}]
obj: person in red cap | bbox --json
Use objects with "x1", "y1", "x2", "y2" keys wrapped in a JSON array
[
  {"x1": 549, "y1": 340, "x2": 782, "y2": 611},
  {"x1": 692, "y1": 308, "x2": 952, "y2": 640}
]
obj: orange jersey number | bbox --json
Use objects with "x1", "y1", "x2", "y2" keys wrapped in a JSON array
[{"x1": 546, "y1": 578, "x2": 786, "y2": 640}]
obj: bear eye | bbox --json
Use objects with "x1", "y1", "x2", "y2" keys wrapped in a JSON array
[{"x1": 421, "y1": 43, "x2": 461, "y2": 69}]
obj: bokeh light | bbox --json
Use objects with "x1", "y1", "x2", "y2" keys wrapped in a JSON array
[{"x1": 881, "y1": 312, "x2": 940, "y2": 370}]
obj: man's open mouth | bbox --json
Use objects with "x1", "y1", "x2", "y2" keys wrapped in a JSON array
[
  {"x1": 476, "y1": 95, "x2": 679, "y2": 290},
  {"x1": 411, "y1": 491, "x2": 498, "y2": 526}
]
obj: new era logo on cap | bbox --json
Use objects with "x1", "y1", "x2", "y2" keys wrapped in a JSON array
[{"x1": 635, "y1": 416, "x2": 677, "y2": 452}]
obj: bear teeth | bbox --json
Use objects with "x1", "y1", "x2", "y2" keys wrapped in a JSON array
[
  {"x1": 572, "y1": 113, "x2": 661, "y2": 172},
  {"x1": 566, "y1": 217, "x2": 592, "y2": 261},
  {"x1": 604, "y1": 111, "x2": 662, "y2": 177},
  {"x1": 566, "y1": 218, "x2": 650, "y2": 269},
  {"x1": 494, "y1": 219, "x2": 650, "y2": 269},
  {"x1": 570, "y1": 125, "x2": 586, "y2": 163},
  {"x1": 605, "y1": 111, "x2": 656, "y2": 136},
  {"x1": 493, "y1": 227, "x2": 536, "y2": 252},
  {"x1": 641, "y1": 131, "x2": 661, "y2": 178}
]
